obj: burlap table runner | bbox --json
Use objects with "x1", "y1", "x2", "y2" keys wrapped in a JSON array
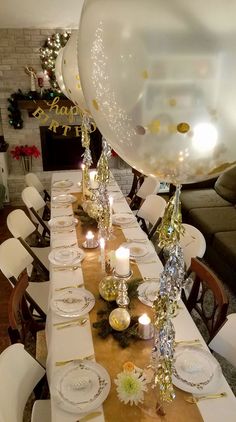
[{"x1": 74, "y1": 193, "x2": 203, "y2": 422}]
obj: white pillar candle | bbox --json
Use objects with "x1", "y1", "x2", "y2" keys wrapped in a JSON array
[
  {"x1": 138, "y1": 313, "x2": 153, "y2": 339},
  {"x1": 89, "y1": 170, "x2": 98, "y2": 189},
  {"x1": 115, "y1": 246, "x2": 130, "y2": 277},
  {"x1": 86, "y1": 230, "x2": 94, "y2": 248},
  {"x1": 100, "y1": 237, "x2": 106, "y2": 273}
]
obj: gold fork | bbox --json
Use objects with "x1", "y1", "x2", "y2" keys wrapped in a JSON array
[
  {"x1": 53, "y1": 265, "x2": 81, "y2": 271},
  {"x1": 185, "y1": 392, "x2": 227, "y2": 404},
  {"x1": 55, "y1": 284, "x2": 83, "y2": 291},
  {"x1": 57, "y1": 319, "x2": 88, "y2": 330},
  {"x1": 55, "y1": 353, "x2": 94, "y2": 366},
  {"x1": 52, "y1": 242, "x2": 77, "y2": 249}
]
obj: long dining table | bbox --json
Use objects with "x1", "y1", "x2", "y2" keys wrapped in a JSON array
[{"x1": 46, "y1": 170, "x2": 236, "y2": 422}]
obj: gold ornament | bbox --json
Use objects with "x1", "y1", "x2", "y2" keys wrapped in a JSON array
[
  {"x1": 109, "y1": 308, "x2": 131, "y2": 331},
  {"x1": 99, "y1": 275, "x2": 119, "y2": 301}
]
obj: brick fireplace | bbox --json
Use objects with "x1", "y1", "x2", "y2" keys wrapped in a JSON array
[{"x1": 0, "y1": 28, "x2": 133, "y2": 204}]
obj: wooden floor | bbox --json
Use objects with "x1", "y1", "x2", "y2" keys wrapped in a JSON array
[{"x1": 0, "y1": 205, "x2": 23, "y2": 352}]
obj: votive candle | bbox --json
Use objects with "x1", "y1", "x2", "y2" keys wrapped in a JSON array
[
  {"x1": 86, "y1": 231, "x2": 94, "y2": 248},
  {"x1": 115, "y1": 246, "x2": 130, "y2": 277},
  {"x1": 138, "y1": 313, "x2": 153, "y2": 339}
]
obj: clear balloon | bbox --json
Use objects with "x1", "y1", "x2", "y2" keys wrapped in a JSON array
[
  {"x1": 62, "y1": 31, "x2": 90, "y2": 114},
  {"x1": 54, "y1": 48, "x2": 70, "y2": 98},
  {"x1": 78, "y1": 0, "x2": 236, "y2": 184}
]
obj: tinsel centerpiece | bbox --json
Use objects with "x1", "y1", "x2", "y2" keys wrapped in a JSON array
[
  {"x1": 150, "y1": 185, "x2": 185, "y2": 403},
  {"x1": 96, "y1": 137, "x2": 112, "y2": 239}
]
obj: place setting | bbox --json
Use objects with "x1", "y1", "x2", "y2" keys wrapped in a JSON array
[
  {"x1": 51, "y1": 287, "x2": 95, "y2": 318},
  {"x1": 51, "y1": 359, "x2": 111, "y2": 416},
  {"x1": 49, "y1": 247, "x2": 85, "y2": 271},
  {"x1": 112, "y1": 213, "x2": 137, "y2": 228},
  {"x1": 52, "y1": 179, "x2": 74, "y2": 189},
  {"x1": 49, "y1": 216, "x2": 78, "y2": 233},
  {"x1": 52, "y1": 193, "x2": 77, "y2": 206}
]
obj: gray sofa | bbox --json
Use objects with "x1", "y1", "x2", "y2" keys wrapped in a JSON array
[{"x1": 180, "y1": 166, "x2": 236, "y2": 293}]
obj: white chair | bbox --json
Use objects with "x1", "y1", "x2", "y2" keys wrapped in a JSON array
[
  {"x1": 130, "y1": 176, "x2": 160, "y2": 210},
  {"x1": 0, "y1": 238, "x2": 49, "y2": 318},
  {"x1": 7, "y1": 209, "x2": 50, "y2": 277},
  {"x1": 22, "y1": 186, "x2": 50, "y2": 238},
  {"x1": 0, "y1": 343, "x2": 50, "y2": 422},
  {"x1": 136, "y1": 194, "x2": 166, "y2": 238},
  {"x1": 25, "y1": 172, "x2": 51, "y2": 201},
  {"x1": 209, "y1": 313, "x2": 236, "y2": 367},
  {"x1": 180, "y1": 223, "x2": 206, "y2": 271}
]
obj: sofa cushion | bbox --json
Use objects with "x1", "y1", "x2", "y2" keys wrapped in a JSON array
[
  {"x1": 212, "y1": 231, "x2": 236, "y2": 270},
  {"x1": 181, "y1": 189, "x2": 231, "y2": 214},
  {"x1": 188, "y1": 206, "x2": 236, "y2": 242},
  {"x1": 214, "y1": 166, "x2": 236, "y2": 203}
]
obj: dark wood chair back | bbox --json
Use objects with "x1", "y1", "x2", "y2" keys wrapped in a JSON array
[
  {"x1": 127, "y1": 169, "x2": 145, "y2": 209},
  {"x1": 8, "y1": 271, "x2": 44, "y2": 345},
  {"x1": 185, "y1": 257, "x2": 229, "y2": 343}
]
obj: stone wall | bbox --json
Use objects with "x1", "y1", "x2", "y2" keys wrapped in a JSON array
[{"x1": 0, "y1": 28, "x2": 132, "y2": 203}]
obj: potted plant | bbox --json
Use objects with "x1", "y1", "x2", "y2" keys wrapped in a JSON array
[{"x1": 11, "y1": 144, "x2": 40, "y2": 173}]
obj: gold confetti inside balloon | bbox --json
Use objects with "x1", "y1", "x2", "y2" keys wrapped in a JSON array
[
  {"x1": 78, "y1": 0, "x2": 236, "y2": 184},
  {"x1": 62, "y1": 31, "x2": 90, "y2": 113},
  {"x1": 55, "y1": 48, "x2": 70, "y2": 98}
]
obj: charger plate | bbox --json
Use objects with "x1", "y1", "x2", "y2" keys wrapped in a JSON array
[
  {"x1": 173, "y1": 345, "x2": 223, "y2": 395},
  {"x1": 51, "y1": 360, "x2": 110, "y2": 414},
  {"x1": 52, "y1": 180, "x2": 73, "y2": 188},
  {"x1": 49, "y1": 216, "x2": 78, "y2": 229},
  {"x1": 51, "y1": 288, "x2": 95, "y2": 317},
  {"x1": 48, "y1": 247, "x2": 85, "y2": 266},
  {"x1": 123, "y1": 242, "x2": 149, "y2": 258},
  {"x1": 52, "y1": 194, "x2": 77, "y2": 204},
  {"x1": 112, "y1": 213, "x2": 135, "y2": 226}
]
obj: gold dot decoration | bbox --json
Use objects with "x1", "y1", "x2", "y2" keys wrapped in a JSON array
[
  {"x1": 169, "y1": 98, "x2": 177, "y2": 107},
  {"x1": 92, "y1": 99, "x2": 99, "y2": 111},
  {"x1": 147, "y1": 119, "x2": 161, "y2": 134},
  {"x1": 177, "y1": 122, "x2": 190, "y2": 134},
  {"x1": 141, "y1": 70, "x2": 149, "y2": 79},
  {"x1": 135, "y1": 125, "x2": 146, "y2": 135},
  {"x1": 64, "y1": 59, "x2": 66, "y2": 65}
]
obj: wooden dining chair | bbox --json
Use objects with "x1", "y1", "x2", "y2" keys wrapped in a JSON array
[
  {"x1": 129, "y1": 175, "x2": 160, "y2": 211},
  {"x1": 136, "y1": 194, "x2": 166, "y2": 238},
  {"x1": 185, "y1": 257, "x2": 229, "y2": 343},
  {"x1": 126, "y1": 168, "x2": 145, "y2": 204},
  {"x1": 8, "y1": 270, "x2": 45, "y2": 346}
]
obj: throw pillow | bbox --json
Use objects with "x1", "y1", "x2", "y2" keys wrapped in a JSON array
[{"x1": 214, "y1": 165, "x2": 236, "y2": 203}]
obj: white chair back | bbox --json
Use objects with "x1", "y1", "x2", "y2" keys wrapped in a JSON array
[
  {"x1": 7, "y1": 209, "x2": 36, "y2": 240},
  {"x1": 0, "y1": 343, "x2": 45, "y2": 422},
  {"x1": 137, "y1": 194, "x2": 166, "y2": 226},
  {"x1": 0, "y1": 238, "x2": 33, "y2": 279},
  {"x1": 25, "y1": 173, "x2": 44, "y2": 193},
  {"x1": 209, "y1": 313, "x2": 236, "y2": 367},
  {"x1": 180, "y1": 223, "x2": 206, "y2": 270},
  {"x1": 136, "y1": 176, "x2": 160, "y2": 200},
  {"x1": 22, "y1": 186, "x2": 46, "y2": 212}
]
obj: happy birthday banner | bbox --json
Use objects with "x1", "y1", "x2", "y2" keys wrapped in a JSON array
[{"x1": 32, "y1": 96, "x2": 96, "y2": 136}]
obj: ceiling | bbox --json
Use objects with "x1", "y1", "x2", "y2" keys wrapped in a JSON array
[{"x1": 0, "y1": 0, "x2": 84, "y2": 28}]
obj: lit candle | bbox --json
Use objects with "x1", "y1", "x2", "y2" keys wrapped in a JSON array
[
  {"x1": 115, "y1": 246, "x2": 130, "y2": 277},
  {"x1": 100, "y1": 237, "x2": 106, "y2": 273},
  {"x1": 138, "y1": 313, "x2": 153, "y2": 340},
  {"x1": 89, "y1": 170, "x2": 98, "y2": 189},
  {"x1": 109, "y1": 196, "x2": 113, "y2": 228},
  {"x1": 81, "y1": 163, "x2": 85, "y2": 198},
  {"x1": 86, "y1": 231, "x2": 94, "y2": 248}
]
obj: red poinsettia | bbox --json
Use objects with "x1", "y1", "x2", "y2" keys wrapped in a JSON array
[{"x1": 11, "y1": 145, "x2": 40, "y2": 160}]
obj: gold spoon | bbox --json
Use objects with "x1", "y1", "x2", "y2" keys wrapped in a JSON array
[
  {"x1": 53, "y1": 265, "x2": 81, "y2": 271},
  {"x1": 55, "y1": 284, "x2": 83, "y2": 291},
  {"x1": 185, "y1": 392, "x2": 227, "y2": 404},
  {"x1": 55, "y1": 353, "x2": 94, "y2": 366},
  {"x1": 56, "y1": 318, "x2": 88, "y2": 330}
]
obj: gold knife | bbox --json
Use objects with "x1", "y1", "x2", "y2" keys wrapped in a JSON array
[
  {"x1": 76, "y1": 411, "x2": 102, "y2": 422},
  {"x1": 55, "y1": 354, "x2": 94, "y2": 366}
]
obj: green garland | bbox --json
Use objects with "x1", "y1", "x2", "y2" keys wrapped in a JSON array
[
  {"x1": 93, "y1": 278, "x2": 143, "y2": 348},
  {"x1": 7, "y1": 89, "x2": 65, "y2": 129},
  {"x1": 74, "y1": 205, "x2": 98, "y2": 228}
]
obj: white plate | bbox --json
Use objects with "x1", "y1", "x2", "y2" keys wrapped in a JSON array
[
  {"x1": 52, "y1": 194, "x2": 77, "y2": 204},
  {"x1": 49, "y1": 248, "x2": 85, "y2": 266},
  {"x1": 123, "y1": 242, "x2": 148, "y2": 258},
  {"x1": 137, "y1": 281, "x2": 159, "y2": 306},
  {"x1": 172, "y1": 346, "x2": 223, "y2": 395},
  {"x1": 49, "y1": 216, "x2": 77, "y2": 229},
  {"x1": 52, "y1": 180, "x2": 74, "y2": 188},
  {"x1": 112, "y1": 213, "x2": 135, "y2": 226},
  {"x1": 52, "y1": 360, "x2": 110, "y2": 415},
  {"x1": 51, "y1": 288, "x2": 95, "y2": 317}
]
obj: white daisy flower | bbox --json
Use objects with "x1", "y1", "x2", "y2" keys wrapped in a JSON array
[{"x1": 115, "y1": 370, "x2": 148, "y2": 406}]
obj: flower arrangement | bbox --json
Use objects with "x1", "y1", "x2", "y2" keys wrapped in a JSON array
[
  {"x1": 11, "y1": 145, "x2": 40, "y2": 160},
  {"x1": 115, "y1": 361, "x2": 148, "y2": 405}
]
